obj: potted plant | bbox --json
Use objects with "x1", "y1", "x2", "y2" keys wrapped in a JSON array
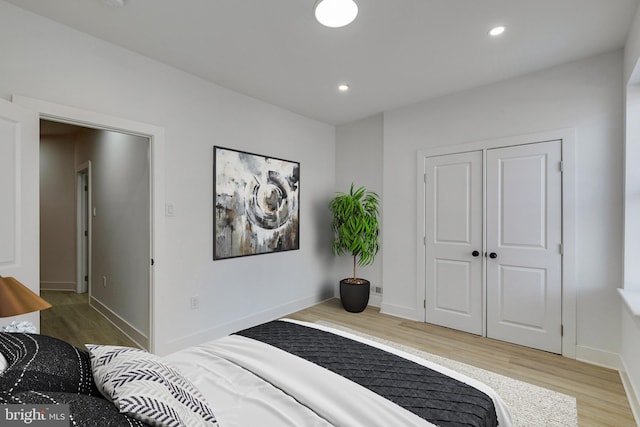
[{"x1": 329, "y1": 183, "x2": 380, "y2": 312}]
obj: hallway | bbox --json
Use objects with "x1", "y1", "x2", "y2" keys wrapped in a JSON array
[{"x1": 40, "y1": 290, "x2": 139, "y2": 349}]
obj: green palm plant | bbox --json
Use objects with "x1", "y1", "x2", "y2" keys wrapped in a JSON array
[{"x1": 329, "y1": 184, "x2": 380, "y2": 282}]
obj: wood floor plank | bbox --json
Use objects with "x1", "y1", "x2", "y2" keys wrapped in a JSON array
[
  {"x1": 38, "y1": 293, "x2": 636, "y2": 426},
  {"x1": 40, "y1": 290, "x2": 139, "y2": 349},
  {"x1": 288, "y1": 299, "x2": 637, "y2": 427}
]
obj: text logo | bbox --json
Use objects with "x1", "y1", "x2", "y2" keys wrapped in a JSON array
[{"x1": 2, "y1": 405, "x2": 69, "y2": 426}]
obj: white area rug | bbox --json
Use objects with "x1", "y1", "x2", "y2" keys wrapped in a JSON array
[{"x1": 317, "y1": 321, "x2": 578, "y2": 427}]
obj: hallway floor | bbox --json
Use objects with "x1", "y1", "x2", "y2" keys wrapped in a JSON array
[{"x1": 40, "y1": 290, "x2": 139, "y2": 349}]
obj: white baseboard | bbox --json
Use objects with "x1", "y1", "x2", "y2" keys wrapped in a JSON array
[
  {"x1": 163, "y1": 292, "x2": 332, "y2": 356},
  {"x1": 620, "y1": 366, "x2": 640, "y2": 426},
  {"x1": 90, "y1": 296, "x2": 149, "y2": 350},
  {"x1": 380, "y1": 302, "x2": 421, "y2": 322},
  {"x1": 575, "y1": 344, "x2": 623, "y2": 370},
  {"x1": 41, "y1": 281, "x2": 76, "y2": 291},
  {"x1": 576, "y1": 345, "x2": 640, "y2": 425},
  {"x1": 368, "y1": 293, "x2": 381, "y2": 307}
]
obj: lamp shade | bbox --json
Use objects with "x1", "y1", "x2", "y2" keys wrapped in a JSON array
[{"x1": 0, "y1": 276, "x2": 51, "y2": 318}]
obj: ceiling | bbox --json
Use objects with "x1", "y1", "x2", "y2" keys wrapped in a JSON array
[{"x1": 6, "y1": 0, "x2": 639, "y2": 125}]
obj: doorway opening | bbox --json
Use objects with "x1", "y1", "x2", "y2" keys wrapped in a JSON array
[
  {"x1": 13, "y1": 94, "x2": 165, "y2": 353},
  {"x1": 39, "y1": 119, "x2": 151, "y2": 350}
]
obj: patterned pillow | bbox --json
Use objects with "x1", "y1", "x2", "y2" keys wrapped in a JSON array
[
  {"x1": 0, "y1": 390, "x2": 150, "y2": 426},
  {"x1": 87, "y1": 345, "x2": 218, "y2": 427},
  {"x1": 0, "y1": 333, "x2": 100, "y2": 396}
]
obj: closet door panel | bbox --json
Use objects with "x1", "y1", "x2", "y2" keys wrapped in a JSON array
[
  {"x1": 486, "y1": 141, "x2": 562, "y2": 353},
  {"x1": 425, "y1": 151, "x2": 483, "y2": 335}
]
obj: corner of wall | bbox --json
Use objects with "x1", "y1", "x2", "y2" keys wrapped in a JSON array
[
  {"x1": 625, "y1": 2, "x2": 640, "y2": 84},
  {"x1": 620, "y1": 364, "x2": 640, "y2": 426}
]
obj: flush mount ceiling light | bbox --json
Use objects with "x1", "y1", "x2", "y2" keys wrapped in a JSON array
[
  {"x1": 489, "y1": 26, "x2": 506, "y2": 36},
  {"x1": 338, "y1": 84, "x2": 350, "y2": 92},
  {"x1": 314, "y1": 0, "x2": 359, "y2": 28}
]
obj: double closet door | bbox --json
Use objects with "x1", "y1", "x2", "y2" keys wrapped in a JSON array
[{"x1": 424, "y1": 140, "x2": 562, "y2": 353}]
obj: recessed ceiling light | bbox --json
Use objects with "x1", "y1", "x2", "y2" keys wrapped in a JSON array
[
  {"x1": 489, "y1": 26, "x2": 506, "y2": 37},
  {"x1": 338, "y1": 84, "x2": 350, "y2": 92},
  {"x1": 315, "y1": 0, "x2": 359, "y2": 28}
]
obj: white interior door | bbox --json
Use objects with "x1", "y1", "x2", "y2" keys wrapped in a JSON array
[
  {"x1": 486, "y1": 141, "x2": 562, "y2": 353},
  {"x1": 0, "y1": 99, "x2": 40, "y2": 326},
  {"x1": 425, "y1": 151, "x2": 483, "y2": 335}
]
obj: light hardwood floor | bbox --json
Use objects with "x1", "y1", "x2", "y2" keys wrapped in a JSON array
[
  {"x1": 39, "y1": 293, "x2": 636, "y2": 426},
  {"x1": 288, "y1": 299, "x2": 637, "y2": 427},
  {"x1": 40, "y1": 290, "x2": 139, "y2": 349}
]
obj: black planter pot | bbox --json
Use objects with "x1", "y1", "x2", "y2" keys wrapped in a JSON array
[{"x1": 339, "y1": 279, "x2": 370, "y2": 313}]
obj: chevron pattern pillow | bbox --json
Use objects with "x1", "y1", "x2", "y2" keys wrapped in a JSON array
[{"x1": 87, "y1": 345, "x2": 218, "y2": 427}]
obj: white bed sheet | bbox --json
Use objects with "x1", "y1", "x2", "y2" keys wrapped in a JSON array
[
  {"x1": 163, "y1": 319, "x2": 512, "y2": 427},
  {"x1": 163, "y1": 342, "x2": 334, "y2": 427}
]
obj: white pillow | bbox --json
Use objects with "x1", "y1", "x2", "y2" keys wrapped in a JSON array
[
  {"x1": 0, "y1": 353, "x2": 7, "y2": 373},
  {"x1": 86, "y1": 344, "x2": 218, "y2": 427}
]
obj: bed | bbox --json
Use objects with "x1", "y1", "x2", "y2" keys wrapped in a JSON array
[{"x1": 0, "y1": 319, "x2": 512, "y2": 427}]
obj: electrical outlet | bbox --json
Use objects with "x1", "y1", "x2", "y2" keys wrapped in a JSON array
[
  {"x1": 190, "y1": 295, "x2": 199, "y2": 310},
  {"x1": 165, "y1": 202, "x2": 176, "y2": 217}
]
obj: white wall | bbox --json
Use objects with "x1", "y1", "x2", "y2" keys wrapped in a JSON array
[
  {"x1": 0, "y1": 1, "x2": 336, "y2": 355},
  {"x1": 625, "y1": 3, "x2": 640, "y2": 84},
  {"x1": 382, "y1": 51, "x2": 624, "y2": 356},
  {"x1": 623, "y1": 5, "x2": 640, "y2": 420},
  {"x1": 335, "y1": 114, "x2": 384, "y2": 305},
  {"x1": 40, "y1": 134, "x2": 76, "y2": 291},
  {"x1": 76, "y1": 128, "x2": 151, "y2": 341},
  {"x1": 624, "y1": 86, "x2": 640, "y2": 290}
]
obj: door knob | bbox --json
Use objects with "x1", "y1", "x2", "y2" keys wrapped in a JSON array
[
  {"x1": 489, "y1": 252, "x2": 498, "y2": 259},
  {"x1": 472, "y1": 250, "x2": 480, "y2": 257}
]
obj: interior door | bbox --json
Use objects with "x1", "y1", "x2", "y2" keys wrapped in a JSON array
[
  {"x1": 485, "y1": 141, "x2": 562, "y2": 353},
  {"x1": 0, "y1": 99, "x2": 40, "y2": 325},
  {"x1": 425, "y1": 151, "x2": 483, "y2": 335}
]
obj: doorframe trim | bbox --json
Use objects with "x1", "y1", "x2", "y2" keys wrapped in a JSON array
[
  {"x1": 12, "y1": 95, "x2": 165, "y2": 354},
  {"x1": 75, "y1": 161, "x2": 91, "y2": 295},
  {"x1": 417, "y1": 128, "x2": 576, "y2": 358}
]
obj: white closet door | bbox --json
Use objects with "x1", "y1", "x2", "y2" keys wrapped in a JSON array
[
  {"x1": 485, "y1": 141, "x2": 562, "y2": 353},
  {"x1": 425, "y1": 151, "x2": 483, "y2": 335},
  {"x1": 0, "y1": 99, "x2": 40, "y2": 323}
]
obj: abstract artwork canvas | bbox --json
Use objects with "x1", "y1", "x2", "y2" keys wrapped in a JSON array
[{"x1": 214, "y1": 146, "x2": 300, "y2": 260}]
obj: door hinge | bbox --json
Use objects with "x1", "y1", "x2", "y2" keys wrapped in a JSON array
[
  {"x1": 84, "y1": 275, "x2": 88, "y2": 282},
  {"x1": 561, "y1": 324, "x2": 564, "y2": 337},
  {"x1": 151, "y1": 258, "x2": 155, "y2": 266},
  {"x1": 424, "y1": 299, "x2": 426, "y2": 309},
  {"x1": 424, "y1": 173, "x2": 427, "y2": 183},
  {"x1": 84, "y1": 230, "x2": 88, "y2": 236},
  {"x1": 559, "y1": 161, "x2": 563, "y2": 173},
  {"x1": 424, "y1": 236, "x2": 427, "y2": 246},
  {"x1": 559, "y1": 243, "x2": 563, "y2": 255}
]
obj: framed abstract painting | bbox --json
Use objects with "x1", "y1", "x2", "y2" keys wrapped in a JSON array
[{"x1": 213, "y1": 146, "x2": 300, "y2": 260}]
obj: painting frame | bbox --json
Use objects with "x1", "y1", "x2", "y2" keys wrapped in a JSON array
[{"x1": 213, "y1": 146, "x2": 300, "y2": 260}]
